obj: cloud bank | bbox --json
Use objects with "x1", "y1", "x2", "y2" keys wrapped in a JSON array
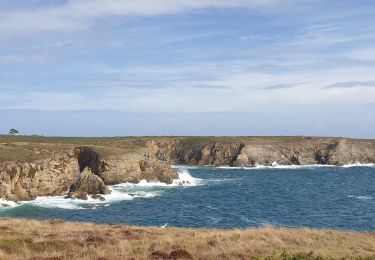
[{"x1": 0, "y1": 0, "x2": 375, "y2": 137}]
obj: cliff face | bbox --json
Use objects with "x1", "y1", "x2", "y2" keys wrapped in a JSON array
[
  {"x1": 0, "y1": 153, "x2": 80, "y2": 201},
  {"x1": 147, "y1": 138, "x2": 375, "y2": 166},
  {"x1": 235, "y1": 139, "x2": 375, "y2": 166},
  {"x1": 147, "y1": 139, "x2": 244, "y2": 166},
  {"x1": 100, "y1": 153, "x2": 177, "y2": 185},
  {"x1": 0, "y1": 147, "x2": 177, "y2": 201}
]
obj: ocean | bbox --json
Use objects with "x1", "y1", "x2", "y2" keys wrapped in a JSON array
[{"x1": 1, "y1": 164, "x2": 375, "y2": 231}]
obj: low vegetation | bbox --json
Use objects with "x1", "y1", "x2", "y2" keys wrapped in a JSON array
[{"x1": 0, "y1": 218, "x2": 374, "y2": 259}]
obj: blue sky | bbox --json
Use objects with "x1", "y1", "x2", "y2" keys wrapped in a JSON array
[{"x1": 0, "y1": 0, "x2": 375, "y2": 137}]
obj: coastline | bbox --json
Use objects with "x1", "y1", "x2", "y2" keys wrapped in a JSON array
[
  {"x1": 1, "y1": 163, "x2": 374, "y2": 210},
  {"x1": 1, "y1": 137, "x2": 375, "y2": 258},
  {"x1": 1, "y1": 136, "x2": 375, "y2": 202}
]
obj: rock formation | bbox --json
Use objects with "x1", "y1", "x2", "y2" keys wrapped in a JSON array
[
  {"x1": 67, "y1": 167, "x2": 110, "y2": 200},
  {"x1": 74, "y1": 147, "x2": 104, "y2": 175},
  {"x1": 100, "y1": 153, "x2": 177, "y2": 185},
  {"x1": 147, "y1": 139, "x2": 244, "y2": 166},
  {"x1": 0, "y1": 146, "x2": 178, "y2": 201},
  {"x1": 73, "y1": 146, "x2": 178, "y2": 185},
  {"x1": 0, "y1": 153, "x2": 80, "y2": 201}
]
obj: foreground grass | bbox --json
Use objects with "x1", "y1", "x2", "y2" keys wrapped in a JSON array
[{"x1": 0, "y1": 218, "x2": 374, "y2": 259}]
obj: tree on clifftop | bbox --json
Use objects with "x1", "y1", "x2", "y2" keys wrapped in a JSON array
[{"x1": 8, "y1": 128, "x2": 19, "y2": 135}]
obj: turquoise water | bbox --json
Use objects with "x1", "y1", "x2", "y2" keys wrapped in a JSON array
[{"x1": 1, "y1": 165, "x2": 375, "y2": 231}]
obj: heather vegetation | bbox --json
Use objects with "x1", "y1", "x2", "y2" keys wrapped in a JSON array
[{"x1": 0, "y1": 218, "x2": 375, "y2": 259}]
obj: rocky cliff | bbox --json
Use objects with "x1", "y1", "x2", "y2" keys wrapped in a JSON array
[
  {"x1": 0, "y1": 146, "x2": 177, "y2": 201},
  {"x1": 146, "y1": 138, "x2": 375, "y2": 166},
  {"x1": 0, "y1": 153, "x2": 79, "y2": 201},
  {"x1": 100, "y1": 153, "x2": 177, "y2": 185}
]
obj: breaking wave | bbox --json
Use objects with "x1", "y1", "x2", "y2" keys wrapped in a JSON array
[
  {"x1": 216, "y1": 162, "x2": 375, "y2": 170},
  {"x1": 342, "y1": 163, "x2": 375, "y2": 168},
  {"x1": 348, "y1": 195, "x2": 373, "y2": 201},
  {"x1": 0, "y1": 199, "x2": 20, "y2": 209},
  {"x1": 112, "y1": 168, "x2": 204, "y2": 188},
  {"x1": 0, "y1": 169, "x2": 202, "y2": 211}
]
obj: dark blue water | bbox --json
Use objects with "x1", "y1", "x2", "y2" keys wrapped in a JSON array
[{"x1": 1, "y1": 166, "x2": 375, "y2": 231}]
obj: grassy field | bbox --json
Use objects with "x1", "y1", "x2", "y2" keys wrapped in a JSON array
[
  {"x1": 0, "y1": 135, "x2": 152, "y2": 162},
  {"x1": 0, "y1": 218, "x2": 374, "y2": 260}
]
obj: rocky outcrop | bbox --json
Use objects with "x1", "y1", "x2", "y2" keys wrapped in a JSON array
[
  {"x1": 147, "y1": 140, "x2": 244, "y2": 166},
  {"x1": 99, "y1": 154, "x2": 177, "y2": 185},
  {"x1": 67, "y1": 167, "x2": 110, "y2": 200},
  {"x1": 147, "y1": 138, "x2": 375, "y2": 166},
  {"x1": 0, "y1": 153, "x2": 80, "y2": 201},
  {"x1": 1, "y1": 146, "x2": 178, "y2": 201},
  {"x1": 73, "y1": 146, "x2": 177, "y2": 185}
]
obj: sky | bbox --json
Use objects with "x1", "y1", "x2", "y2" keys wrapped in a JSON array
[{"x1": 0, "y1": 0, "x2": 374, "y2": 137}]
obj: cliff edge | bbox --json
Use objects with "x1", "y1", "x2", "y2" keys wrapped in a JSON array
[{"x1": 146, "y1": 137, "x2": 375, "y2": 166}]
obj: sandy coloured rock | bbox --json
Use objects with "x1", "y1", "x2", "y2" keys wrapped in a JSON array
[{"x1": 67, "y1": 167, "x2": 110, "y2": 200}]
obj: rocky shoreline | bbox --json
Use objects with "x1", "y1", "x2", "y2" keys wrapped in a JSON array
[
  {"x1": 1, "y1": 136, "x2": 374, "y2": 202},
  {"x1": 0, "y1": 146, "x2": 177, "y2": 201},
  {"x1": 147, "y1": 137, "x2": 375, "y2": 166}
]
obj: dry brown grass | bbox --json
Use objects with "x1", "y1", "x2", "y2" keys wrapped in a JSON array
[
  {"x1": 0, "y1": 136, "x2": 151, "y2": 162},
  {"x1": 0, "y1": 218, "x2": 374, "y2": 260}
]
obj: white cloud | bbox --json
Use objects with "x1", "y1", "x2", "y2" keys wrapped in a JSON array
[
  {"x1": 344, "y1": 47, "x2": 375, "y2": 62},
  {"x1": 1, "y1": 0, "x2": 374, "y2": 116},
  {"x1": 0, "y1": 53, "x2": 54, "y2": 64},
  {"x1": 4, "y1": 61, "x2": 375, "y2": 113},
  {"x1": 0, "y1": 0, "x2": 296, "y2": 37}
]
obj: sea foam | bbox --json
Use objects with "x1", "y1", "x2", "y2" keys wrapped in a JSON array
[
  {"x1": 112, "y1": 169, "x2": 203, "y2": 188},
  {"x1": 0, "y1": 169, "x2": 202, "y2": 211},
  {"x1": 348, "y1": 195, "x2": 373, "y2": 200},
  {"x1": 342, "y1": 163, "x2": 375, "y2": 168},
  {"x1": 0, "y1": 199, "x2": 20, "y2": 209},
  {"x1": 217, "y1": 162, "x2": 375, "y2": 170}
]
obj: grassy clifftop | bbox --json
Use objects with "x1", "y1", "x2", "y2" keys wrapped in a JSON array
[
  {"x1": 0, "y1": 135, "x2": 151, "y2": 163},
  {"x1": 1, "y1": 135, "x2": 370, "y2": 163},
  {"x1": 0, "y1": 218, "x2": 374, "y2": 259}
]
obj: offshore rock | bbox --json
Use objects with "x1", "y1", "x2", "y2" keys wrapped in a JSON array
[{"x1": 68, "y1": 167, "x2": 110, "y2": 200}]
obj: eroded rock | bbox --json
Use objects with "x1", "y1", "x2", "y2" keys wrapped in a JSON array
[
  {"x1": 67, "y1": 167, "x2": 110, "y2": 200},
  {"x1": 0, "y1": 154, "x2": 80, "y2": 201},
  {"x1": 147, "y1": 138, "x2": 375, "y2": 167},
  {"x1": 100, "y1": 154, "x2": 177, "y2": 185},
  {"x1": 74, "y1": 147, "x2": 105, "y2": 175}
]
